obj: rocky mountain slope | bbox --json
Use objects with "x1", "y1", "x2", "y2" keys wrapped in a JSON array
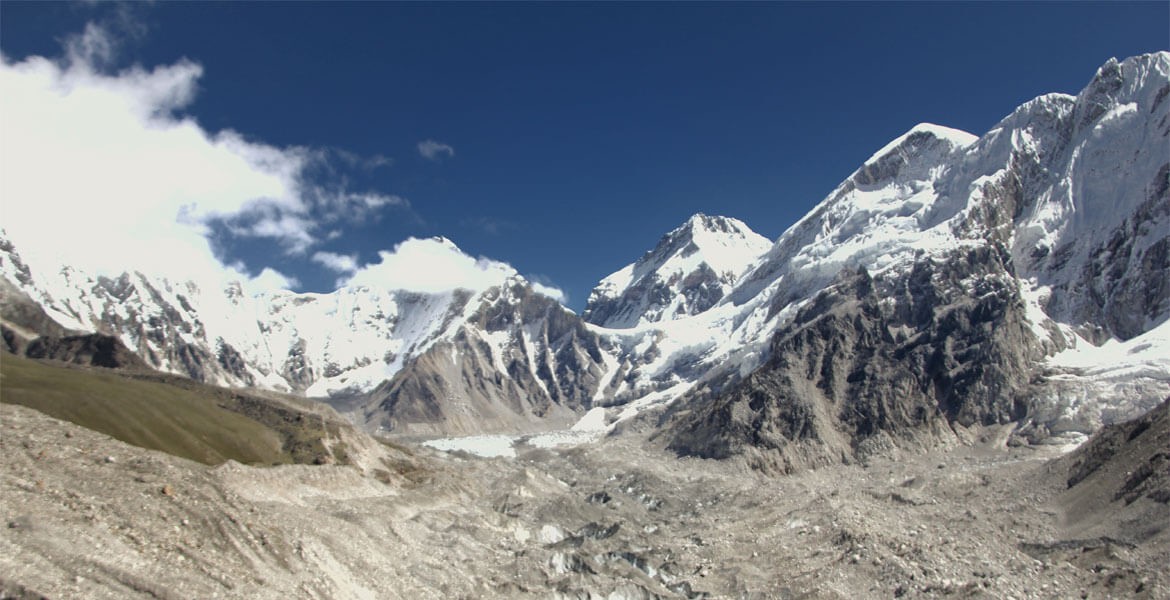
[
  {"x1": 583, "y1": 214, "x2": 771, "y2": 328},
  {"x1": 1051, "y1": 397, "x2": 1170, "y2": 566},
  {"x1": 358, "y1": 281, "x2": 612, "y2": 435},
  {"x1": 0, "y1": 235, "x2": 619, "y2": 435},
  {"x1": 1, "y1": 53, "x2": 1167, "y2": 445},
  {"x1": 657, "y1": 53, "x2": 1170, "y2": 467}
]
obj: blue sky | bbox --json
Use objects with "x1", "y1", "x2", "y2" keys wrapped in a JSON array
[{"x1": 1, "y1": 2, "x2": 1167, "y2": 310}]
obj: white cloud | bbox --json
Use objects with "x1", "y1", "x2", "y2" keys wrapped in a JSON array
[
  {"x1": 417, "y1": 139, "x2": 455, "y2": 161},
  {"x1": 343, "y1": 237, "x2": 514, "y2": 294},
  {"x1": 312, "y1": 251, "x2": 359, "y2": 274},
  {"x1": 363, "y1": 154, "x2": 395, "y2": 169},
  {"x1": 241, "y1": 267, "x2": 301, "y2": 295},
  {"x1": 333, "y1": 148, "x2": 394, "y2": 170},
  {"x1": 224, "y1": 205, "x2": 316, "y2": 254},
  {"x1": 0, "y1": 46, "x2": 302, "y2": 289},
  {"x1": 0, "y1": 22, "x2": 550, "y2": 305},
  {"x1": 350, "y1": 192, "x2": 408, "y2": 209},
  {"x1": 531, "y1": 281, "x2": 568, "y2": 304},
  {"x1": 0, "y1": 23, "x2": 406, "y2": 294},
  {"x1": 65, "y1": 22, "x2": 119, "y2": 68},
  {"x1": 298, "y1": 187, "x2": 411, "y2": 227}
]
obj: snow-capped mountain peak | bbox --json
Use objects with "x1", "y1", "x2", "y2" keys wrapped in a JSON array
[
  {"x1": 1, "y1": 54, "x2": 1166, "y2": 445},
  {"x1": 583, "y1": 214, "x2": 771, "y2": 328},
  {"x1": 862, "y1": 122, "x2": 978, "y2": 167}
]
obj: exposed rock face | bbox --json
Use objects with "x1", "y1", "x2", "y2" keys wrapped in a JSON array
[
  {"x1": 985, "y1": 55, "x2": 1170, "y2": 346},
  {"x1": 0, "y1": 229, "x2": 616, "y2": 435},
  {"x1": 584, "y1": 214, "x2": 771, "y2": 328},
  {"x1": 665, "y1": 249, "x2": 1039, "y2": 471},
  {"x1": 0, "y1": 251, "x2": 260, "y2": 386},
  {"x1": 1, "y1": 279, "x2": 70, "y2": 355},
  {"x1": 1064, "y1": 398, "x2": 1170, "y2": 507},
  {"x1": 663, "y1": 53, "x2": 1170, "y2": 467},
  {"x1": 20, "y1": 333, "x2": 149, "y2": 370},
  {"x1": 1, "y1": 274, "x2": 147, "y2": 370},
  {"x1": 1042, "y1": 175, "x2": 1170, "y2": 343},
  {"x1": 362, "y1": 283, "x2": 611, "y2": 435},
  {"x1": 91, "y1": 273, "x2": 258, "y2": 386},
  {"x1": 1047, "y1": 397, "x2": 1170, "y2": 556}
]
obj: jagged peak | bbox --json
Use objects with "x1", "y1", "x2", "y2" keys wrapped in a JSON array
[
  {"x1": 680, "y1": 213, "x2": 754, "y2": 236},
  {"x1": 659, "y1": 214, "x2": 767, "y2": 250},
  {"x1": 1072, "y1": 52, "x2": 1170, "y2": 130},
  {"x1": 1089, "y1": 52, "x2": 1169, "y2": 89},
  {"x1": 637, "y1": 214, "x2": 770, "y2": 271},
  {"x1": 584, "y1": 213, "x2": 772, "y2": 327}
]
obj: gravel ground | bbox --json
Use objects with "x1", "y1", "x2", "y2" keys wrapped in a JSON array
[{"x1": 2, "y1": 402, "x2": 1166, "y2": 599}]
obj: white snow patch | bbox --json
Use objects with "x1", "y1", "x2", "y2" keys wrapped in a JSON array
[
  {"x1": 571, "y1": 406, "x2": 608, "y2": 432},
  {"x1": 422, "y1": 435, "x2": 517, "y2": 458},
  {"x1": 1048, "y1": 323, "x2": 1170, "y2": 374},
  {"x1": 524, "y1": 407, "x2": 611, "y2": 449}
]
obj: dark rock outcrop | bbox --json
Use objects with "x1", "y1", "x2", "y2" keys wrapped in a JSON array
[
  {"x1": 362, "y1": 282, "x2": 609, "y2": 435},
  {"x1": 664, "y1": 246, "x2": 1039, "y2": 473},
  {"x1": 584, "y1": 214, "x2": 770, "y2": 328},
  {"x1": 1064, "y1": 398, "x2": 1170, "y2": 507},
  {"x1": 21, "y1": 332, "x2": 149, "y2": 370}
]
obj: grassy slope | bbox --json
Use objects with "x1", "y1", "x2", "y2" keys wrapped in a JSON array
[{"x1": 0, "y1": 354, "x2": 287, "y2": 465}]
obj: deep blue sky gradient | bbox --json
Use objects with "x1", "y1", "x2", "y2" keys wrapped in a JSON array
[{"x1": 3, "y1": 2, "x2": 1167, "y2": 309}]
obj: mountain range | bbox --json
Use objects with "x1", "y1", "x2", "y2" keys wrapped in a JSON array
[{"x1": 2, "y1": 52, "x2": 1167, "y2": 464}]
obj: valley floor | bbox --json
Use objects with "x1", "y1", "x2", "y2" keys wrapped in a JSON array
[{"x1": 1, "y1": 402, "x2": 1166, "y2": 599}]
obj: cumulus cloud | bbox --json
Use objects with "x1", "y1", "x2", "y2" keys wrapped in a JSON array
[
  {"x1": 1, "y1": 22, "x2": 554, "y2": 305},
  {"x1": 343, "y1": 237, "x2": 514, "y2": 294},
  {"x1": 417, "y1": 139, "x2": 455, "y2": 161},
  {"x1": 0, "y1": 23, "x2": 406, "y2": 293},
  {"x1": 311, "y1": 251, "x2": 360, "y2": 274},
  {"x1": 0, "y1": 48, "x2": 298, "y2": 288},
  {"x1": 337, "y1": 238, "x2": 569, "y2": 304},
  {"x1": 531, "y1": 281, "x2": 568, "y2": 304},
  {"x1": 524, "y1": 272, "x2": 568, "y2": 304},
  {"x1": 241, "y1": 267, "x2": 301, "y2": 295}
]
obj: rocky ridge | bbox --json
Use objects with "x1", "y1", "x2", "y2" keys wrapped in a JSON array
[
  {"x1": 0, "y1": 236, "x2": 618, "y2": 435},
  {"x1": 583, "y1": 214, "x2": 771, "y2": 328},
  {"x1": 657, "y1": 53, "x2": 1170, "y2": 465}
]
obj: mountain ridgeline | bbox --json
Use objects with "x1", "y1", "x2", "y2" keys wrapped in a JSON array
[{"x1": 2, "y1": 53, "x2": 1168, "y2": 467}]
